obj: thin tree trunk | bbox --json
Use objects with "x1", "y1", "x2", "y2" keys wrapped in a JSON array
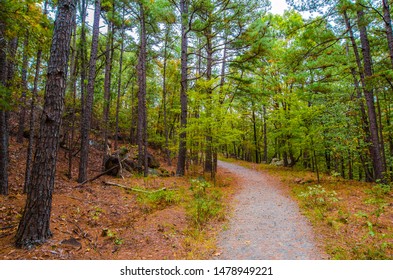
[
  {"x1": 204, "y1": 25, "x2": 214, "y2": 176},
  {"x1": 115, "y1": 6, "x2": 125, "y2": 151},
  {"x1": 0, "y1": 36, "x2": 18, "y2": 195},
  {"x1": 357, "y1": 6, "x2": 385, "y2": 180},
  {"x1": 176, "y1": 0, "x2": 189, "y2": 176},
  {"x1": 77, "y1": 0, "x2": 101, "y2": 183},
  {"x1": 0, "y1": 17, "x2": 8, "y2": 195},
  {"x1": 79, "y1": 0, "x2": 88, "y2": 143},
  {"x1": 163, "y1": 24, "x2": 171, "y2": 166},
  {"x1": 252, "y1": 109, "x2": 259, "y2": 163},
  {"x1": 25, "y1": 38, "x2": 43, "y2": 190},
  {"x1": 17, "y1": 33, "x2": 29, "y2": 143},
  {"x1": 15, "y1": 0, "x2": 75, "y2": 248},
  {"x1": 25, "y1": 1, "x2": 48, "y2": 192},
  {"x1": 102, "y1": 11, "x2": 114, "y2": 168},
  {"x1": 383, "y1": 0, "x2": 393, "y2": 68},
  {"x1": 66, "y1": 15, "x2": 78, "y2": 179},
  {"x1": 263, "y1": 105, "x2": 268, "y2": 162},
  {"x1": 137, "y1": 3, "x2": 148, "y2": 176}
]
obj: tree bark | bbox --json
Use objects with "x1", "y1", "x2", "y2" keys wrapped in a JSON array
[
  {"x1": 176, "y1": 0, "x2": 189, "y2": 176},
  {"x1": 383, "y1": 0, "x2": 393, "y2": 69},
  {"x1": 137, "y1": 3, "x2": 148, "y2": 176},
  {"x1": 163, "y1": 24, "x2": 171, "y2": 166},
  {"x1": 0, "y1": 35, "x2": 17, "y2": 195},
  {"x1": 115, "y1": 6, "x2": 125, "y2": 151},
  {"x1": 102, "y1": 8, "x2": 114, "y2": 169},
  {"x1": 15, "y1": 0, "x2": 76, "y2": 248},
  {"x1": 262, "y1": 105, "x2": 268, "y2": 162},
  {"x1": 17, "y1": 33, "x2": 29, "y2": 143},
  {"x1": 204, "y1": 25, "x2": 214, "y2": 175},
  {"x1": 0, "y1": 16, "x2": 8, "y2": 195},
  {"x1": 357, "y1": 6, "x2": 385, "y2": 181},
  {"x1": 77, "y1": 0, "x2": 101, "y2": 183},
  {"x1": 25, "y1": 1, "x2": 48, "y2": 192},
  {"x1": 66, "y1": 14, "x2": 78, "y2": 179}
]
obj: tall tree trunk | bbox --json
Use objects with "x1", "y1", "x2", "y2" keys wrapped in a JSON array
[
  {"x1": 137, "y1": 3, "x2": 148, "y2": 176},
  {"x1": 0, "y1": 36, "x2": 18, "y2": 195},
  {"x1": 79, "y1": 0, "x2": 88, "y2": 140},
  {"x1": 17, "y1": 33, "x2": 29, "y2": 143},
  {"x1": 115, "y1": 6, "x2": 125, "y2": 151},
  {"x1": 252, "y1": 109, "x2": 259, "y2": 163},
  {"x1": 102, "y1": 9, "x2": 114, "y2": 168},
  {"x1": 357, "y1": 5, "x2": 385, "y2": 181},
  {"x1": 204, "y1": 25, "x2": 214, "y2": 176},
  {"x1": 263, "y1": 105, "x2": 268, "y2": 162},
  {"x1": 176, "y1": 0, "x2": 189, "y2": 176},
  {"x1": 77, "y1": 0, "x2": 101, "y2": 183},
  {"x1": 66, "y1": 15, "x2": 78, "y2": 179},
  {"x1": 163, "y1": 24, "x2": 171, "y2": 166},
  {"x1": 25, "y1": 1, "x2": 48, "y2": 192},
  {"x1": 0, "y1": 17, "x2": 8, "y2": 195},
  {"x1": 15, "y1": 0, "x2": 75, "y2": 248},
  {"x1": 383, "y1": 0, "x2": 393, "y2": 69},
  {"x1": 25, "y1": 39, "x2": 43, "y2": 190}
]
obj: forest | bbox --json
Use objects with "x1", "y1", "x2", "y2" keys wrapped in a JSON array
[{"x1": 1, "y1": 0, "x2": 393, "y2": 259}]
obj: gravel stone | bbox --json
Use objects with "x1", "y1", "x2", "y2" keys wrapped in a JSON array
[{"x1": 216, "y1": 160, "x2": 327, "y2": 260}]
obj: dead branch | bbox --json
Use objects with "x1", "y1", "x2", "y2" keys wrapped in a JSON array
[
  {"x1": 75, "y1": 156, "x2": 132, "y2": 187},
  {"x1": 103, "y1": 181, "x2": 167, "y2": 193},
  {"x1": 75, "y1": 165, "x2": 119, "y2": 187}
]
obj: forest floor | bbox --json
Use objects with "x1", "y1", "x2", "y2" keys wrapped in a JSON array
[
  {"x1": 0, "y1": 137, "x2": 236, "y2": 260},
  {"x1": 2, "y1": 136, "x2": 393, "y2": 260},
  {"x1": 220, "y1": 158, "x2": 393, "y2": 260}
]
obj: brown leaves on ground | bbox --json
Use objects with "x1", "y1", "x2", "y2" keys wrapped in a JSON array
[{"x1": 0, "y1": 138, "x2": 237, "y2": 260}]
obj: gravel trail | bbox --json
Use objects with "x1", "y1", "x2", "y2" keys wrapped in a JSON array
[{"x1": 216, "y1": 160, "x2": 326, "y2": 260}]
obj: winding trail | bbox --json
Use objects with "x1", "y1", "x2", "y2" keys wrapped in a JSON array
[{"x1": 216, "y1": 160, "x2": 327, "y2": 260}]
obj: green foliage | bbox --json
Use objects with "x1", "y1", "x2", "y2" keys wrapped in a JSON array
[
  {"x1": 137, "y1": 188, "x2": 180, "y2": 210},
  {"x1": 187, "y1": 178, "x2": 224, "y2": 228},
  {"x1": 298, "y1": 185, "x2": 339, "y2": 208},
  {"x1": 101, "y1": 228, "x2": 123, "y2": 246}
]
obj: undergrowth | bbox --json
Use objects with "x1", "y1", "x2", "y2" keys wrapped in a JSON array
[{"x1": 186, "y1": 178, "x2": 225, "y2": 228}]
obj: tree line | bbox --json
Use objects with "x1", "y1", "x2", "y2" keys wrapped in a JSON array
[{"x1": 1, "y1": 0, "x2": 393, "y2": 247}]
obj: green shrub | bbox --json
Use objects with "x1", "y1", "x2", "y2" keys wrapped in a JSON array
[
  {"x1": 137, "y1": 189, "x2": 180, "y2": 210},
  {"x1": 187, "y1": 178, "x2": 224, "y2": 228}
]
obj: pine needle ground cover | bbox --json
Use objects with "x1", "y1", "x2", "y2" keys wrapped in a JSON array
[{"x1": 0, "y1": 140, "x2": 237, "y2": 260}]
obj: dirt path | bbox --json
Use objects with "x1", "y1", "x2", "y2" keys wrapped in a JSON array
[{"x1": 216, "y1": 160, "x2": 327, "y2": 260}]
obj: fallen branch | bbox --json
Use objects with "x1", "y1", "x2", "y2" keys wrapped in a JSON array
[
  {"x1": 75, "y1": 156, "x2": 132, "y2": 187},
  {"x1": 75, "y1": 165, "x2": 119, "y2": 187},
  {"x1": 103, "y1": 181, "x2": 167, "y2": 193}
]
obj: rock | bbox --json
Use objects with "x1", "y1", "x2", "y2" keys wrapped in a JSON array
[
  {"x1": 104, "y1": 156, "x2": 138, "y2": 176},
  {"x1": 271, "y1": 158, "x2": 284, "y2": 166}
]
